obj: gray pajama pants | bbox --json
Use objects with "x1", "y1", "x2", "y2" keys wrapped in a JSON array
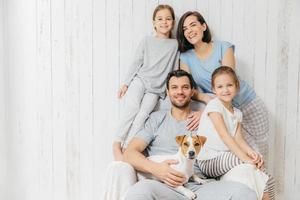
[
  {"x1": 125, "y1": 179, "x2": 257, "y2": 200},
  {"x1": 102, "y1": 161, "x2": 257, "y2": 200},
  {"x1": 198, "y1": 152, "x2": 276, "y2": 200},
  {"x1": 241, "y1": 96, "x2": 269, "y2": 163},
  {"x1": 115, "y1": 77, "x2": 159, "y2": 147}
]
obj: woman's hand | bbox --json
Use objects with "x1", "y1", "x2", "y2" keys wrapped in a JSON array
[
  {"x1": 117, "y1": 84, "x2": 128, "y2": 99},
  {"x1": 186, "y1": 111, "x2": 202, "y2": 131},
  {"x1": 203, "y1": 94, "x2": 214, "y2": 104},
  {"x1": 194, "y1": 91, "x2": 214, "y2": 104}
]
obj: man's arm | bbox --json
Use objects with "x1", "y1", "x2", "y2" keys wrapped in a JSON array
[
  {"x1": 123, "y1": 138, "x2": 153, "y2": 172},
  {"x1": 123, "y1": 138, "x2": 186, "y2": 187}
]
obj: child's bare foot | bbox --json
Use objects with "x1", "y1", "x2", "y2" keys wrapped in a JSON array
[
  {"x1": 113, "y1": 142, "x2": 124, "y2": 161},
  {"x1": 114, "y1": 151, "x2": 124, "y2": 161}
]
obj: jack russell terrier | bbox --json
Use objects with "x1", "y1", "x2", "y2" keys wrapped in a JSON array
[{"x1": 138, "y1": 134, "x2": 207, "y2": 200}]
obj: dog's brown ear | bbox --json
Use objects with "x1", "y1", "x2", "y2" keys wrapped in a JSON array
[
  {"x1": 176, "y1": 135, "x2": 185, "y2": 145},
  {"x1": 197, "y1": 135, "x2": 207, "y2": 146}
]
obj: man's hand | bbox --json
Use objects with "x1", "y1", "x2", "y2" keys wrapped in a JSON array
[
  {"x1": 151, "y1": 159, "x2": 186, "y2": 187},
  {"x1": 186, "y1": 111, "x2": 202, "y2": 131},
  {"x1": 117, "y1": 84, "x2": 128, "y2": 99}
]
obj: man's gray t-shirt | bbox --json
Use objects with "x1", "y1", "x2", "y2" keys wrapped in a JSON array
[{"x1": 135, "y1": 110, "x2": 190, "y2": 156}]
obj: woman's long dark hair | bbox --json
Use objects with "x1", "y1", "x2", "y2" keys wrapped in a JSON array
[{"x1": 176, "y1": 11, "x2": 212, "y2": 52}]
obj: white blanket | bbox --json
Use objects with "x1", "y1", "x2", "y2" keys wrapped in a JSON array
[
  {"x1": 221, "y1": 164, "x2": 268, "y2": 200},
  {"x1": 102, "y1": 161, "x2": 137, "y2": 200}
]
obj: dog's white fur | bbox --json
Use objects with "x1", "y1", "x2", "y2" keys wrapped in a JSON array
[{"x1": 138, "y1": 134, "x2": 207, "y2": 200}]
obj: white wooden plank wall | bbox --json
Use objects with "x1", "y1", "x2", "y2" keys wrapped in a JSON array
[
  {"x1": 1, "y1": 0, "x2": 300, "y2": 200},
  {"x1": 0, "y1": 0, "x2": 7, "y2": 199}
]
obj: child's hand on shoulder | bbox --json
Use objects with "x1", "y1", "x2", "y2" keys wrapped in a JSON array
[
  {"x1": 186, "y1": 111, "x2": 202, "y2": 131},
  {"x1": 117, "y1": 84, "x2": 128, "y2": 99}
]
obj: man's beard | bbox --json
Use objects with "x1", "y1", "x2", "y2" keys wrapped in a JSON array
[{"x1": 170, "y1": 98, "x2": 191, "y2": 109}]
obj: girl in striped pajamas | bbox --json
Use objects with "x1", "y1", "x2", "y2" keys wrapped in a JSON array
[
  {"x1": 197, "y1": 66, "x2": 275, "y2": 200},
  {"x1": 177, "y1": 11, "x2": 269, "y2": 164}
]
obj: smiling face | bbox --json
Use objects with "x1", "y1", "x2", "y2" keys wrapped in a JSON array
[
  {"x1": 167, "y1": 76, "x2": 194, "y2": 109},
  {"x1": 213, "y1": 73, "x2": 238, "y2": 104},
  {"x1": 153, "y1": 8, "x2": 174, "y2": 38},
  {"x1": 183, "y1": 15, "x2": 207, "y2": 45}
]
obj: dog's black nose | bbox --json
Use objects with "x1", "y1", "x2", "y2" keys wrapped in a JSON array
[{"x1": 189, "y1": 151, "x2": 195, "y2": 157}]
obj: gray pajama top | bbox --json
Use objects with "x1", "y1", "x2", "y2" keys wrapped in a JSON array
[{"x1": 123, "y1": 36, "x2": 179, "y2": 98}]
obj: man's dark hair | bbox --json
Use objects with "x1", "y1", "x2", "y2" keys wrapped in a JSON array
[{"x1": 166, "y1": 69, "x2": 196, "y2": 90}]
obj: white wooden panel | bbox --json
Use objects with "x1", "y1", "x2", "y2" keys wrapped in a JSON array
[
  {"x1": 119, "y1": 0, "x2": 134, "y2": 87},
  {"x1": 240, "y1": 0, "x2": 255, "y2": 86},
  {"x1": 196, "y1": 0, "x2": 209, "y2": 22},
  {"x1": 36, "y1": 0, "x2": 53, "y2": 199},
  {"x1": 118, "y1": 0, "x2": 133, "y2": 125},
  {"x1": 274, "y1": 0, "x2": 291, "y2": 197},
  {"x1": 0, "y1": 0, "x2": 7, "y2": 199},
  {"x1": 5, "y1": 0, "x2": 39, "y2": 199},
  {"x1": 253, "y1": 0, "x2": 268, "y2": 98},
  {"x1": 132, "y1": 0, "x2": 147, "y2": 47},
  {"x1": 172, "y1": 0, "x2": 197, "y2": 16},
  {"x1": 284, "y1": 0, "x2": 300, "y2": 199},
  {"x1": 105, "y1": 0, "x2": 120, "y2": 150},
  {"x1": 64, "y1": 0, "x2": 81, "y2": 199},
  {"x1": 296, "y1": 56, "x2": 300, "y2": 200},
  {"x1": 92, "y1": 0, "x2": 109, "y2": 198},
  {"x1": 219, "y1": 0, "x2": 233, "y2": 41},
  {"x1": 207, "y1": 0, "x2": 221, "y2": 40},
  {"x1": 51, "y1": 0, "x2": 68, "y2": 199},
  {"x1": 159, "y1": 0, "x2": 173, "y2": 7},
  {"x1": 18, "y1": 1, "x2": 39, "y2": 198},
  {"x1": 232, "y1": 0, "x2": 250, "y2": 83},
  {"x1": 264, "y1": 0, "x2": 280, "y2": 175},
  {"x1": 76, "y1": 0, "x2": 94, "y2": 199},
  {"x1": 145, "y1": 0, "x2": 158, "y2": 35},
  {"x1": 3, "y1": 0, "x2": 24, "y2": 198}
]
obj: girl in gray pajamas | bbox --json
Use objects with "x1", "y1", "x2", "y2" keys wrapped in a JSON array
[
  {"x1": 113, "y1": 4, "x2": 179, "y2": 160},
  {"x1": 197, "y1": 67, "x2": 275, "y2": 200}
]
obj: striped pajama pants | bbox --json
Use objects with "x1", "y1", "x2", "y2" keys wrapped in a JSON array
[
  {"x1": 241, "y1": 96, "x2": 269, "y2": 164},
  {"x1": 198, "y1": 152, "x2": 275, "y2": 200}
]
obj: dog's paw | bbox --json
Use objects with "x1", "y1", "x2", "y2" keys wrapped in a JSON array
[
  {"x1": 192, "y1": 174, "x2": 216, "y2": 185},
  {"x1": 193, "y1": 176, "x2": 207, "y2": 185},
  {"x1": 198, "y1": 178, "x2": 216, "y2": 184},
  {"x1": 190, "y1": 193, "x2": 197, "y2": 200},
  {"x1": 186, "y1": 191, "x2": 197, "y2": 200},
  {"x1": 195, "y1": 178, "x2": 207, "y2": 184}
]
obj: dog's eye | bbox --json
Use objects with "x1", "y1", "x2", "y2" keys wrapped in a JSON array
[
  {"x1": 184, "y1": 142, "x2": 189, "y2": 146},
  {"x1": 194, "y1": 143, "x2": 200, "y2": 146}
]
